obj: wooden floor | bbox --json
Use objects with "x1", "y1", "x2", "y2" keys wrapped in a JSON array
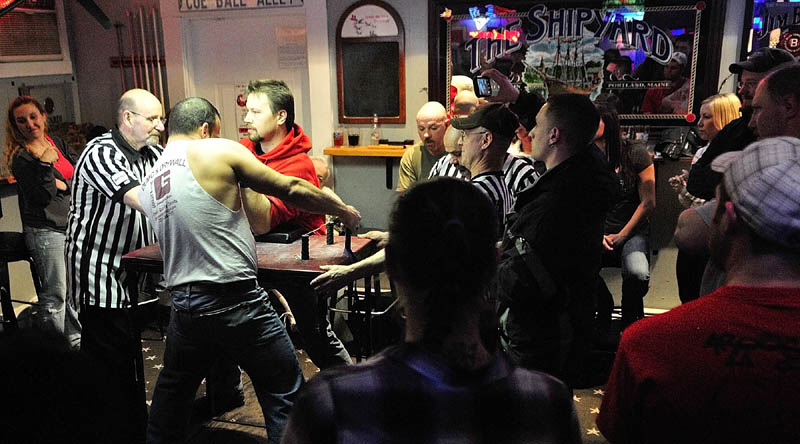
[{"x1": 139, "y1": 331, "x2": 615, "y2": 444}]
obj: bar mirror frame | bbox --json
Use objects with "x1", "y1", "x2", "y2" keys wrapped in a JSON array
[{"x1": 428, "y1": 0, "x2": 728, "y2": 126}]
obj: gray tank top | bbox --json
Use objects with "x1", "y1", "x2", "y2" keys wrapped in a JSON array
[{"x1": 138, "y1": 141, "x2": 257, "y2": 287}]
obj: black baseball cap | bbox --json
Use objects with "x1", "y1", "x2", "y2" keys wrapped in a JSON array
[
  {"x1": 451, "y1": 103, "x2": 519, "y2": 139},
  {"x1": 729, "y1": 47, "x2": 796, "y2": 74}
]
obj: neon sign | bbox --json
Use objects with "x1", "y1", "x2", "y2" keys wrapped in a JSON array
[
  {"x1": 464, "y1": 19, "x2": 524, "y2": 73},
  {"x1": 469, "y1": 29, "x2": 522, "y2": 43},
  {"x1": 469, "y1": 6, "x2": 493, "y2": 30}
]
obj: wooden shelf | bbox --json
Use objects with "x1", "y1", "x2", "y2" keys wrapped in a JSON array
[{"x1": 324, "y1": 145, "x2": 408, "y2": 157}]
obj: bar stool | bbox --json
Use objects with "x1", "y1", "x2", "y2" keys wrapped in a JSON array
[
  {"x1": 0, "y1": 232, "x2": 42, "y2": 333},
  {"x1": 329, "y1": 274, "x2": 398, "y2": 361}
]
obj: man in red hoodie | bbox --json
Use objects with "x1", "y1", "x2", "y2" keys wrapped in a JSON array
[
  {"x1": 239, "y1": 79, "x2": 325, "y2": 234},
  {"x1": 205, "y1": 80, "x2": 351, "y2": 416}
]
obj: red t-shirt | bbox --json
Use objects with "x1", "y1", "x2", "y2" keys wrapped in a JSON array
[
  {"x1": 597, "y1": 285, "x2": 800, "y2": 443},
  {"x1": 49, "y1": 136, "x2": 74, "y2": 180}
]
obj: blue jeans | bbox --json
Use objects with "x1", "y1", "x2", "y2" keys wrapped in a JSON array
[
  {"x1": 24, "y1": 226, "x2": 81, "y2": 346},
  {"x1": 146, "y1": 285, "x2": 303, "y2": 444},
  {"x1": 597, "y1": 232, "x2": 650, "y2": 327}
]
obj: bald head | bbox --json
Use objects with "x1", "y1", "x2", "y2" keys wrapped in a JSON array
[
  {"x1": 416, "y1": 101, "x2": 449, "y2": 155},
  {"x1": 443, "y1": 125, "x2": 461, "y2": 153},
  {"x1": 416, "y1": 101, "x2": 447, "y2": 121},
  {"x1": 310, "y1": 155, "x2": 331, "y2": 187},
  {"x1": 117, "y1": 89, "x2": 162, "y2": 126},
  {"x1": 117, "y1": 89, "x2": 165, "y2": 149},
  {"x1": 453, "y1": 90, "x2": 479, "y2": 116},
  {"x1": 442, "y1": 126, "x2": 471, "y2": 178},
  {"x1": 450, "y1": 75, "x2": 475, "y2": 94}
]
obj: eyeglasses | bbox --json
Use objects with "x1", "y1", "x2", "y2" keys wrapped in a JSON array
[
  {"x1": 128, "y1": 110, "x2": 166, "y2": 126},
  {"x1": 458, "y1": 130, "x2": 488, "y2": 141},
  {"x1": 737, "y1": 80, "x2": 760, "y2": 90}
]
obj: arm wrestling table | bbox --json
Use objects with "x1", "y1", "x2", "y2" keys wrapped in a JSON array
[{"x1": 121, "y1": 235, "x2": 385, "y2": 360}]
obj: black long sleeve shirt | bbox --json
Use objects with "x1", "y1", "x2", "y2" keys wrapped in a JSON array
[
  {"x1": 11, "y1": 137, "x2": 73, "y2": 230},
  {"x1": 687, "y1": 114, "x2": 756, "y2": 200}
]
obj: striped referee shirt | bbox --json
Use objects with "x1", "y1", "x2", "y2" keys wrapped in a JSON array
[
  {"x1": 428, "y1": 154, "x2": 468, "y2": 181},
  {"x1": 471, "y1": 171, "x2": 511, "y2": 237},
  {"x1": 502, "y1": 153, "x2": 541, "y2": 197},
  {"x1": 66, "y1": 129, "x2": 163, "y2": 308},
  {"x1": 429, "y1": 153, "x2": 541, "y2": 205}
]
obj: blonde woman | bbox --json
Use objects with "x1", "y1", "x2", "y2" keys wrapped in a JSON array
[
  {"x1": 6, "y1": 96, "x2": 80, "y2": 344},
  {"x1": 669, "y1": 93, "x2": 741, "y2": 208},
  {"x1": 670, "y1": 93, "x2": 740, "y2": 303}
]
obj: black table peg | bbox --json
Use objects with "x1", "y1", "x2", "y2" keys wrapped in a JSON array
[
  {"x1": 326, "y1": 221, "x2": 335, "y2": 245},
  {"x1": 301, "y1": 234, "x2": 310, "y2": 260}
]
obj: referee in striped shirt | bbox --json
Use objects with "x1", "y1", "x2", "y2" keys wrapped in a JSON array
[
  {"x1": 65, "y1": 88, "x2": 165, "y2": 442},
  {"x1": 450, "y1": 103, "x2": 519, "y2": 238},
  {"x1": 429, "y1": 85, "x2": 542, "y2": 201},
  {"x1": 428, "y1": 144, "x2": 540, "y2": 203}
]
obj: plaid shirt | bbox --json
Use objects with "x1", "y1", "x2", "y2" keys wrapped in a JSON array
[{"x1": 282, "y1": 343, "x2": 580, "y2": 443}]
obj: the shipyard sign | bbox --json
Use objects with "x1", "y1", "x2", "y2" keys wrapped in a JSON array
[
  {"x1": 525, "y1": 5, "x2": 675, "y2": 64},
  {"x1": 448, "y1": 2, "x2": 702, "y2": 119}
]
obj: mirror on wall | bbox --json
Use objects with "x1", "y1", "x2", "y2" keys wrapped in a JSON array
[{"x1": 429, "y1": 0, "x2": 728, "y2": 126}]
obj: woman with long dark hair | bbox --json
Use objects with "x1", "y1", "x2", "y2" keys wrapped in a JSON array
[
  {"x1": 6, "y1": 96, "x2": 80, "y2": 344},
  {"x1": 594, "y1": 102, "x2": 656, "y2": 329}
]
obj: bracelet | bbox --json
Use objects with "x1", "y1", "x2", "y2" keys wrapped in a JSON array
[{"x1": 280, "y1": 312, "x2": 294, "y2": 320}]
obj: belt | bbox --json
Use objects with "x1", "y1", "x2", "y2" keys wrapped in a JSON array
[{"x1": 170, "y1": 279, "x2": 258, "y2": 295}]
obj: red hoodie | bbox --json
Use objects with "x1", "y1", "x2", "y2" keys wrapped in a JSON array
[{"x1": 239, "y1": 123, "x2": 325, "y2": 235}]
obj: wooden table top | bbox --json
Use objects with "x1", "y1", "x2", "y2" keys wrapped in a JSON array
[
  {"x1": 323, "y1": 145, "x2": 408, "y2": 157},
  {"x1": 121, "y1": 235, "x2": 377, "y2": 280}
]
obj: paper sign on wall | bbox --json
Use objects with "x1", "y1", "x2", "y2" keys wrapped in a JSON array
[{"x1": 278, "y1": 27, "x2": 307, "y2": 69}]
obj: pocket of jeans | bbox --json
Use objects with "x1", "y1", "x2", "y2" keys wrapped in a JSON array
[{"x1": 197, "y1": 300, "x2": 252, "y2": 317}]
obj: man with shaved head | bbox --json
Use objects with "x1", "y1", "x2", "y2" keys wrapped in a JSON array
[
  {"x1": 748, "y1": 65, "x2": 800, "y2": 140},
  {"x1": 396, "y1": 101, "x2": 449, "y2": 191},
  {"x1": 66, "y1": 88, "x2": 166, "y2": 441},
  {"x1": 453, "y1": 89, "x2": 479, "y2": 116}
]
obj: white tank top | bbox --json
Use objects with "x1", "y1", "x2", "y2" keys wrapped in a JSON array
[{"x1": 138, "y1": 141, "x2": 257, "y2": 287}]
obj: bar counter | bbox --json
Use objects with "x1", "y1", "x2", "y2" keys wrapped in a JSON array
[{"x1": 323, "y1": 144, "x2": 407, "y2": 158}]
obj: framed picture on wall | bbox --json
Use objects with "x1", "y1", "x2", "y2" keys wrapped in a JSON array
[{"x1": 429, "y1": 1, "x2": 726, "y2": 125}]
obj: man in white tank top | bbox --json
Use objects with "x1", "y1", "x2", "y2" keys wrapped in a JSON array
[{"x1": 132, "y1": 97, "x2": 360, "y2": 444}]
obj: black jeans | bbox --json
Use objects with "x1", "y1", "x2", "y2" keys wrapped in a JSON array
[{"x1": 80, "y1": 305, "x2": 147, "y2": 444}]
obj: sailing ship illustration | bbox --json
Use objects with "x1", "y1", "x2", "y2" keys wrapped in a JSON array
[{"x1": 523, "y1": 36, "x2": 604, "y2": 98}]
